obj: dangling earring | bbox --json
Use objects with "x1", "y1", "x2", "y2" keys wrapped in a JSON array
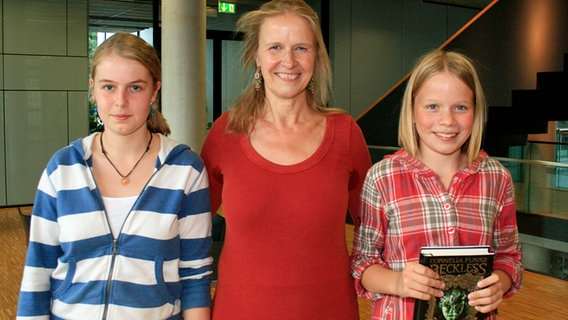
[
  {"x1": 254, "y1": 66, "x2": 263, "y2": 91},
  {"x1": 93, "y1": 105, "x2": 103, "y2": 126},
  {"x1": 149, "y1": 102, "x2": 156, "y2": 119},
  {"x1": 308, "y1": 78, "x2": 315, "y2": 96}
]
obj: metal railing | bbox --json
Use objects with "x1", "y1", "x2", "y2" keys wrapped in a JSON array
[{"x1": 368, "y1": 142, "x2": 568, "y2": 220}]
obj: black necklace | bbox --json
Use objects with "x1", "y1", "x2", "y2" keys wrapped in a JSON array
[{"x1": 100, "y1": 131, "x2": 153, "y2": 185}]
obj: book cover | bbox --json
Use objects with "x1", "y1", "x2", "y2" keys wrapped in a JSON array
[{"x1": 413, "y1": 246, "x2": 494, "y2": 320}]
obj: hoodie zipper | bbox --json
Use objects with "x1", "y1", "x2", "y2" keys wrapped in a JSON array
[
  {"x1": 101, "y1": 238, "x2": 119, "y2": 320},
  {"x1": 93, "y1": 171, "x2": 162, "y2": 320}
]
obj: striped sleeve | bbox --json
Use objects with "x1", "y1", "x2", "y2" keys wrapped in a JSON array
[
  {"x1": 178, "y1": 151, "x2": 213, "y2": 310},
  {"x1": 17, "y1": 169, "x2": 60, "y2": 318}
]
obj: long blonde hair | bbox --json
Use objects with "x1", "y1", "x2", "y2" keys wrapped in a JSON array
[
  {"x1": 398, "y1": 50, "x2": 487, "y2": 166},
  {"x1": 227, "y1": 0, "x2": 342, "y2": 135},
  {"x1": 90, "y1": 33, "x2": 171, "y2": 135}
]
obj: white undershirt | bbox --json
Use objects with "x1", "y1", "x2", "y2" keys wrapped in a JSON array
[{"x1": 102, "y1": 195, "x2": 138, "y2": 238}]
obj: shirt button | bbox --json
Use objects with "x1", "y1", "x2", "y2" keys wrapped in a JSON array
[
  {"x1": 448, "y1": 227, "x2": 456, "y2": 234},
  {"x1": 444, "y1": 203, "x2": 451, "y2": 210}
]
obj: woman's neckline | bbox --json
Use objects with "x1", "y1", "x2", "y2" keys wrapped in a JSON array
[{"x1": 240, "y1": 114, "x2": 336, "y2": 173}]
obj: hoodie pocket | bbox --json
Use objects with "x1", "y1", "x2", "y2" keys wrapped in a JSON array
[
  {"x1": 154, "y1": 256, "x2": 180, "y2": 306},
  {"x1": 51, "y1": 257, "x2": 77, "y2": 300}
]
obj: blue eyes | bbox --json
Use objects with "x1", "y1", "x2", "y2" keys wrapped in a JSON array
[
  {"x1": 425, "y1": 104, "x2": 469, "y2": 111},
  {"x1": 101, "y1": 85, "x2": 142, "y2": 92}
]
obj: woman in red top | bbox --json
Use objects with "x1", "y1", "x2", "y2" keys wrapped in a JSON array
[{"x1": 201, "y1": 0, "x2": 372, "y2": 319}]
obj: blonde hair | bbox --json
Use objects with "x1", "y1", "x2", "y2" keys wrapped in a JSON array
[
  {"x1": 398, "y1": 50, "x2": 486, "y2": 166},
  {"x1": 227, "y1": 0, "x2": 342, "y2": 134},
  {"x1": 90, "y1": 33, "x2": 170, "y2": 135}
]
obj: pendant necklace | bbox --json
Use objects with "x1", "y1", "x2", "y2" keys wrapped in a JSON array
[{"x1": 100, "y1": 131, "x2": 153, "y2": 185}]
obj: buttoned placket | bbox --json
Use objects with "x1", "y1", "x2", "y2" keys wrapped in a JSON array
[{"x1": 443, "y1": 175, "x2": 463, "y2": 245}]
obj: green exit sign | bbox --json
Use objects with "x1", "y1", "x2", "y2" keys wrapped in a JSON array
[{"x1": 218, "y1": 1, "x2": 236, "y2": 14}]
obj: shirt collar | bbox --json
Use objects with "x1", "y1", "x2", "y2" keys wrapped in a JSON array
[{"x1": 388, "y1": 149, "x2": 488, "y2": 177}]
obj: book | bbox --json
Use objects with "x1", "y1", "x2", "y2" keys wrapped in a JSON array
[{"x1": 413, "y1": 246, "x2": 494, "y2": 320}]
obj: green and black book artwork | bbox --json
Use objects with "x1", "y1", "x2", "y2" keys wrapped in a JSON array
[{"x1": 413, "y1": 246, "x2": 494, "y2": 320}]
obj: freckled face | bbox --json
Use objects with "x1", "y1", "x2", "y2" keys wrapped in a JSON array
[
  {"x1": 255, "y1": 12, "x2": 316, "y2": 102},
  {"x1": 90, "y1": 54, "x2": 160, "y2": 136},
  {"x1": 413, "y1": 71, "x2": 474, "y2": 162}
]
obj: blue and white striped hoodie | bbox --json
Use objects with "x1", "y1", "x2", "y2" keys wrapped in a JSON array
[{"x1": 17, "y1": 133, "x2": 213, "y2": 320}]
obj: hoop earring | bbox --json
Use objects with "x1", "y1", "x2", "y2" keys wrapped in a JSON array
[{"x1": 254, "y1": 66, "x2": 263, "y2": 91}]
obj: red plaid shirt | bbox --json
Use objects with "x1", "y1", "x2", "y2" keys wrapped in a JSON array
[{"x1": 351, "y1": 149, "x2": 523, "y2": 320}]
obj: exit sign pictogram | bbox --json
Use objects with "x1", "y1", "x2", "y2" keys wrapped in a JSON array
[{"x1": 218, "y1": 1, "x2": 236, "y2": 14}]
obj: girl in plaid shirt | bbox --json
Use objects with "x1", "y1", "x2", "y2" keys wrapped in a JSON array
[{"x1": 351, "y1": 50, "x2": 523, "y2": 320}]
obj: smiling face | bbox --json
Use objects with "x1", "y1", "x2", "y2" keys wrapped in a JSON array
[
  {"x1": 90, "y1": 54, "x2": 160, "y2": 136},
  {"x1": 413, "y1": 70, "x2": 474, "y2": 164},
  {"x1": 255, "y1": 12, "x2": 316, "y2": 103}
]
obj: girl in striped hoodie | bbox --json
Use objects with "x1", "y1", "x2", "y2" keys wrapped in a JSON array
[{"x1": 17, "y1": 33, "x2": 213, "y2": 320}]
